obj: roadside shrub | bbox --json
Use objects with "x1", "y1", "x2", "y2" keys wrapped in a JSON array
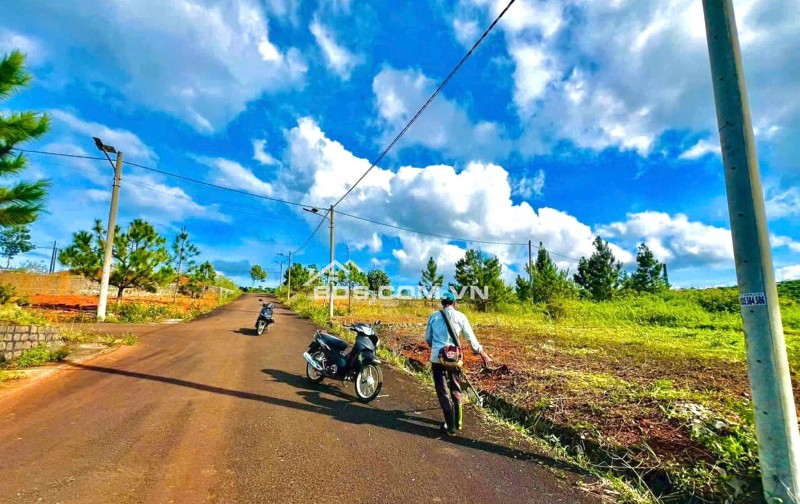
[
  {"x1": 15, "y1": 345, "x2": 69, "y2": 368},
  {"x1": 109, "y1": 303, "x2": 173, "y2": 323},
  {"x1": 0, "y1": 283, "x2": 17, "y2": 305}
]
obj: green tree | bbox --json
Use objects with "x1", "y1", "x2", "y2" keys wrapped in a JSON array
[
  {"x1": 171, "y1": 227, "x2": 200, "y2": 301},
  {"x1": 515, "y1": 244, "x2": 574, "y2": 303},
  {"x1": 59, "y1": 219, "x2": 173, "y2": 301},
  {"x1": 0, "y1": 224, "x2": 34, "y2": 268},
  {"x1": 419, "y1": 256, "x2": 443, "y2": 297},
  {"x1": 58, "y1": 221, "x2": 105, "y2": 280},
  {"x1": 284, "y1": 262, "x2": 314, "y2": 291},
  {"x1": 574, "y1": 236, "x2": 623, "y2": 301},
  {"x1": 367, "y1": 269, "x2": 390, "y2": 295},
  {"x1": 110, "y1": 219, "x2": 173, "y2": 301},
  {"x1": 0, "y1": 51, "x2": 50, "y2": 226},
  {"x1": 453, "y1": 249, "x2": 511, "y2": 312},
  {"x1": 629, "y1": 243, "x2": 669, "y2": 293},
  {"x1": 249, "y1": 264, "x2": 267, "y2": 286},
  {"x1": 185, "y1": 261, "x2": 216, "y2": 298}
]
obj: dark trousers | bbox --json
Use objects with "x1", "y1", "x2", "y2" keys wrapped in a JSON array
[{"x1": 432, "y1": 363, "x2": 463, "y2": 427}]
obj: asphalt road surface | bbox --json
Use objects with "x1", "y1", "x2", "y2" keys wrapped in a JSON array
[{"x1": 0, "y1": 295, "x2": 600, "y2": 504}]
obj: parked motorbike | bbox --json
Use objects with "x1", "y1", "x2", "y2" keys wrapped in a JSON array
[
  {"x1": 255, "y1": 299, "x2": 275, "y2": 335},
  {"x1": 302, "y1": 321, "x2": 383, "y2": 402}
]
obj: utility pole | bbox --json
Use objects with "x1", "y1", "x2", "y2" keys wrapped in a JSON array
[
  {"x1": 49, "y1": 241, "x2": 57, "y2": 274},
  {"x1": 93, "y1": 137, "x2": 123, "y2": 322},
  {"x1": 347, "y1": 244, "x2": 352, "y2": 315},
  {"x1": 702, "y1": 1, "x2": 800, "y2": 501},
  {"x1": 528, "y1": 240, "x2": 533, "y2": 305},
  {"x1": 329, "y1": 205, "x2": 335, "y2": 319},
  {"x1": 278, "y1": 252, "x2": 292, "y2": 299},
  {"x1": 275, "y1": 258, "x2": 285, "y2": 291}
]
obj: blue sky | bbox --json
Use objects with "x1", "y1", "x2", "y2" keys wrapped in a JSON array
[{"x1": 1, "y1": 0, "x2": 798, "y2": 289}]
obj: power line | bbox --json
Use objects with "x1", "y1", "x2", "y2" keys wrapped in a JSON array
[
  {"x1": 14, "y1": 147, "x2": 320, "y2": 210},
  {"x1": 332, "y1": 0, "x2": 517, "y2": 209},
  {"x1": 293, "y1": 211, "x2": 330, "y2": 256},
  {"x1": 16, "y1": 146, "x2": 582, "y2": 262}
]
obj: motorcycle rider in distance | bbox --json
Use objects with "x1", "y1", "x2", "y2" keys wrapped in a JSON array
[{"x1": 425, "y1": 291, "x2": 490, "y2": 435}]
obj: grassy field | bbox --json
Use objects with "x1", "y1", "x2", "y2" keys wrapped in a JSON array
[{"x1": 287, "y1": 282, "x2": 800, "y2": 503}]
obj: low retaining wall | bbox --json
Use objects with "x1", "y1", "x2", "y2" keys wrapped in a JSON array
[{"x1": 1, "y1": 325, "x2": 61, "y2": 362}]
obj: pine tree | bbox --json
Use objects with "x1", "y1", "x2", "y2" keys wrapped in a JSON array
[
  {"x1": 574, "y1": 236, "x2": 623, "y2": 301},
  {"x1": 419, "y1": 256, "x2": 444, "y2": 296},
  {"x1": 629, "y1": 243, "x2": 668, "y2": 293},
  {"x1": 453, "y1": 249, "x2": 511, "y2": 312},
  {"x1": 59, "y1": 218, "x2": 173, "y2": 301},
  {"x1": 0, "y1": 225, "x2": 34, "y2": 268},
  {"x1": 171, "y1": 227, "x2": 200, "y2": 301},
  {"x1": 516, "y1": 244, "x2": 574, "y2": 303},
  {"x1": 0, "y1": 51, "x2": 50, "y2": 227}
]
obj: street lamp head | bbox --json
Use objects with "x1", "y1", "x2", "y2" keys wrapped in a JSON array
[
  {"x1": 303, "y1": 207, "x2": 320, "y2": 214},
  {"x1": 93, "y1": 136, "x2": 117, "y2": 154}
]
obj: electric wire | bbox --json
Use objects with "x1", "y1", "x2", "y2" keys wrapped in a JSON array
[
  {"x1": 331, "y1": 0, "x2": 517, "y2": 209},
  {"x1": 15, "y1": 146, "x2": 582, "y2": 262}
]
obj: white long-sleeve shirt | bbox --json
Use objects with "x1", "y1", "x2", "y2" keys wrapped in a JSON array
[{"x1": 425, "y1": 306, "x2": 482, "y2": 364}]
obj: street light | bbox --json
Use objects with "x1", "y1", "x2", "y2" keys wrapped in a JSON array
[
  {"x1": 92, "y1": 137, "x2": 123, "y2": 321},
  {"x1": 302, "y1": 206, "x2": 335, "y2": 319}
]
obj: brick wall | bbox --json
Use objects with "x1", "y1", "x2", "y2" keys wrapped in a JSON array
[{"x1": 1, "y1": 325, "x2": 61, "y2": 362}]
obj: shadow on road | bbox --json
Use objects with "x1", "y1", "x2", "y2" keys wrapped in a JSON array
[
  {"x1": 68, "y1": 362, "x2": 589, "y2": 478},
  {"x1": 233, "y1": 328, "x2": 259, "y2": 336}
]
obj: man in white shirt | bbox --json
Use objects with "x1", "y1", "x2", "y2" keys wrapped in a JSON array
[{"x1": 425, "y1": 291, "x2": 490, "y2": 435}]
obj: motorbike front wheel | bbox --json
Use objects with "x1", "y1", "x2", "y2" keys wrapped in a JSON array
[
  {"x1": 355, "y1": 364, "x2": 383, "y2": 403},
  {"x1": 256, "y1": 320, "x2": 267, "y2": 335},
  {"x1": 306, "y1": 351, "x2": 325, "y2": 383}
]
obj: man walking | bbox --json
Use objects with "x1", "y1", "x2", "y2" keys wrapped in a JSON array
[{"x1": 425, "y1": 291, "x2": 490, "y2": 435}]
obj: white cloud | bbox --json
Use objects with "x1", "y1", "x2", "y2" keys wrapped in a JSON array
[
  {"x1": 309, "y1": 19, "x2": 359, "y2": 80},
  {"x1": 276, "y1": 117, "x2": 611, "y2": 278},
  {"x1": 771, "y1": 234, "x2": 800, "y2": 253},
  {"x1": 513, "y1": 168, "x2": 544, "y2": 199},
  {"x1": 765, "y1": 183, "x2": 800, "y2": 219},
  {"x1": 253, "y1": 139, "x2": 279, "y2": 166},
  {"x1": 372, "y1": 67, "x2": 512, "y2": 161},
  {"x1": 679, "y1": 139, "x2": 721, "y2": 160},
  {"x1": 0, "y1": 29, "x2": 45, "y2": 64},
  {"x1": 86, "y1": 173, "x2": 229, "y2": 225},
  {"x1": 199, "y1": 157, "x2": 274, "y2": 197},
  {"x1": 49, "y1": 110, "x2": 157, "y2": 162},
  {"x1": 597, "y1": 211, "x2": 734, "y2": 269},
  {"x1": 454, "y1": 0, "x2": 800, "y2": 167},
  {"x1": 8, "y1": 0, "x2": 307, "y2": 132},
  {"x1": 776, "y1": 265, "x2": 800, "y2": 282}
]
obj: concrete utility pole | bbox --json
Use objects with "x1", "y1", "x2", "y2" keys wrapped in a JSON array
[
  {"x1": 49, "y1": 241, "x2": 57, "y2": 274},
  {"x1": 278, "y1": 252, "x2": 292, "y2": 299},
  {"x1": 275, "y1": 258, "x2": 285, "y2": 291},
  {"x1": 93, "y1": 137, "x2": 123, "y2": 322},
  {"x1": 702, "y1": 1, "x2": 800, "y2": 501},
  {"x1": 329, "y1": 205, "x2": 335, "y2": 319},
  {"x1": 528, "y1": 240, "x2": 533, "y2": 305}
]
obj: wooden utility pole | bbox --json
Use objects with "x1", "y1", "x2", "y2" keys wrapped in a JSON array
[
  {"x1": 329, "y1": 205, "x2": 335, "y2": 318},
  {"x1": 702, "y1": 0, "x2": 800, "y2": 500}
]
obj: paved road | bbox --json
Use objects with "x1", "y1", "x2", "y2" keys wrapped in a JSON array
[{"x1": 0, "y1": 295, "x2": 599, "y2": 504}]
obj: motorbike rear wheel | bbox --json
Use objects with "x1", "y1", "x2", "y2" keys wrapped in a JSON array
[
  {"x1": 355, "y1": 364, "x2": 383, "y2": 403},
  {"x1": 256, "y1": 320, "x2": 267, "y2": 335},
  {"x1": 306, "y1": 351, "x2": 325, "y2": 383}
]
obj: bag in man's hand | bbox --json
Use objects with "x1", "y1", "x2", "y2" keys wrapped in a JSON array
[{"x1": 438, "y1": 309, "x2": 464, "y2": 370}]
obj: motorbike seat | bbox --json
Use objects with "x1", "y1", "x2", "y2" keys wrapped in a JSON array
[{"x1": 318, "y1": 332, "x2": 348, "y2": 352}]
